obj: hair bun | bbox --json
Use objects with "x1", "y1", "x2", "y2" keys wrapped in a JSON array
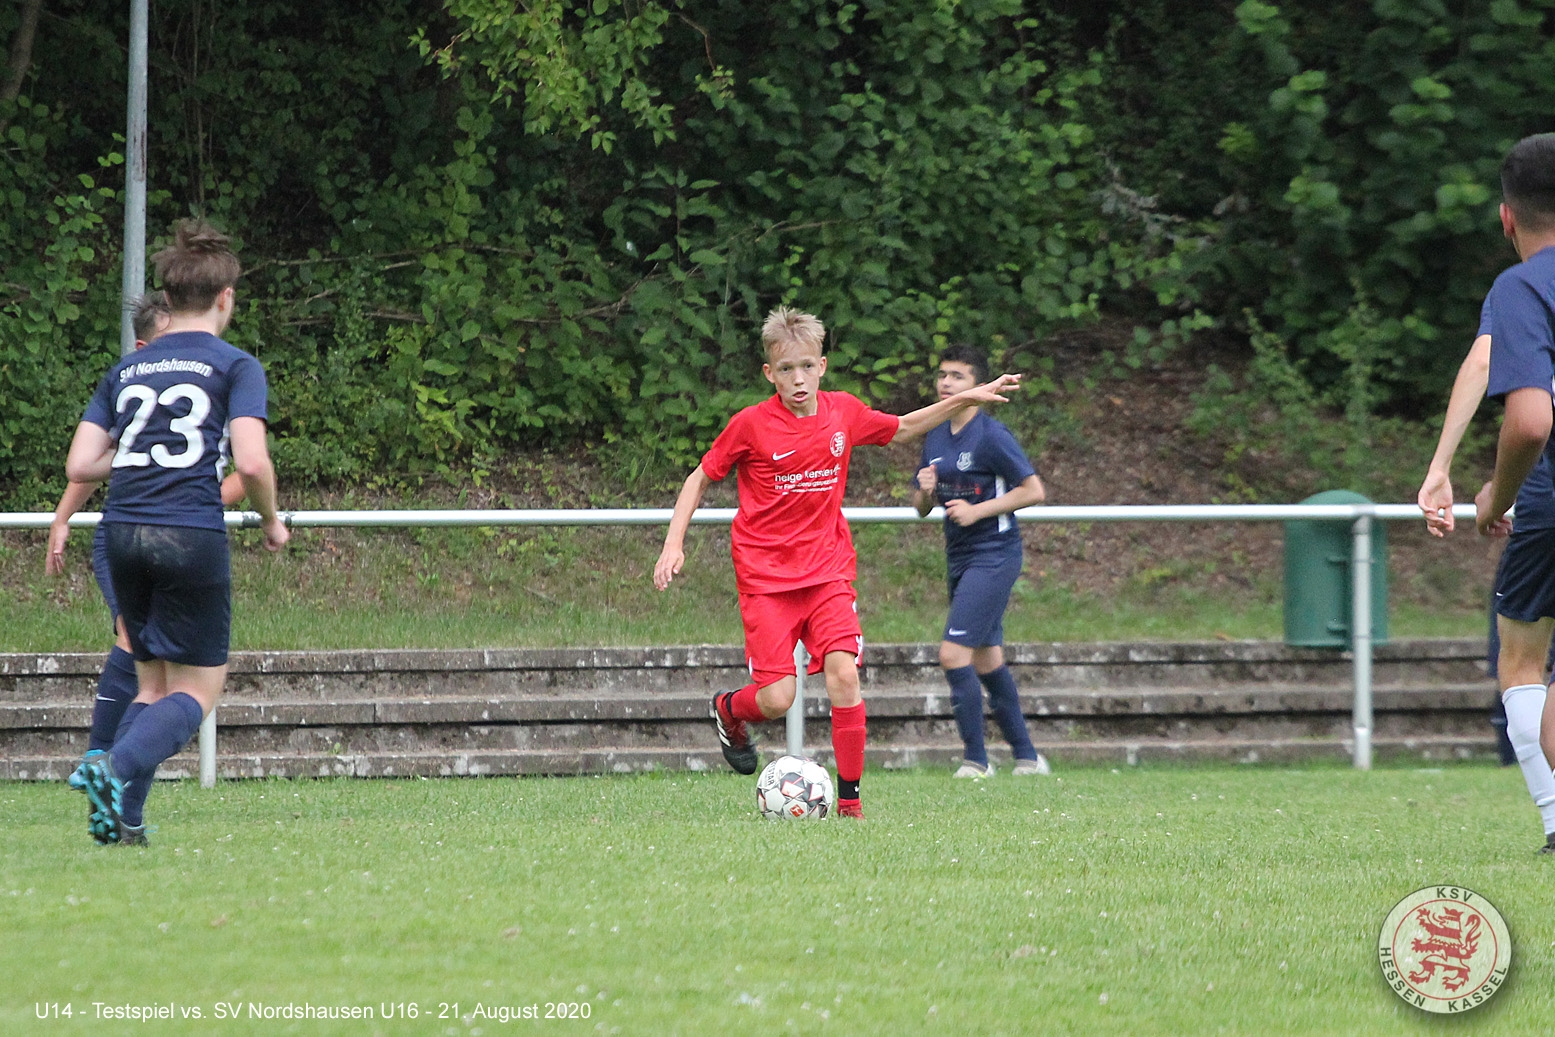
[{"x1": 175, "y1": 220, "x2": 231, "y2": 255}]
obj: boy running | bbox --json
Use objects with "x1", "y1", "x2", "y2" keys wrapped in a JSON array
[
  {"x1": 653, "y1": 306, "x2": 1019, "y2": 818},
  {"x1": 1472, "y1": 133, "x2": 1555, "y2": 853},
  {"x1": 912, "y1": 344, "x2": 1049, "y2": 778}
]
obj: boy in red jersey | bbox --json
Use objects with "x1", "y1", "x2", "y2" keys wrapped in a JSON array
[{"x1": 653, "y1": 306, "x2": 1019, "y2": 817}]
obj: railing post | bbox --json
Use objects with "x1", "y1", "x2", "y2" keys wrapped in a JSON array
[
  {"x1": 787, "y1": 641, "x2": 807, "y2": 758},
  {"x1": 199, "y1": 708, "x2": 216, "y2": 788},
  {"x1": 1351, "y1": 510, "x2": 1373, "y2": 770}
]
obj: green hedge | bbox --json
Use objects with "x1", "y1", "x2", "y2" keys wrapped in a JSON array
[{"x1": 3, "y1": 0, "x2": 1552, "y2": 505}]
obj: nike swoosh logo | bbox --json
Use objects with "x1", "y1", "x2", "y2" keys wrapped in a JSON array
[
  {"x1": 773, "y1": 450, "x2": 797, "y2": 461},
  {"x1": 929, "y1": 457, "x2": 942, "y2": 464},
  {"x1": 948, "y1": 629, "x2": 968, "y2": 636}
]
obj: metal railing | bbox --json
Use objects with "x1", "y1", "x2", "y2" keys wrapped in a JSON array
[{"x1": 3, "y1": 501, "x2": 1481, "y2": 780}]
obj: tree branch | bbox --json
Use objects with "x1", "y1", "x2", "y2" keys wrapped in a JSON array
[{"x1": 0, "y1": 0, "x2": 44, "y2": 136}]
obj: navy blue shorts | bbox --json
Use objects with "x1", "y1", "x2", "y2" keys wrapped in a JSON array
[
  {"x1": 104, "y1": 523, "x2": 232, "y2": 667},
  {"x1": 943, "y1": 549, "x2": 1022, "y2": 648},
  {"x1": 90, "y1": 523, "x2": 119, "y2": 626},
  {"x1": 1493, "y1": 525, "x2": 1555, "y2": 625}
]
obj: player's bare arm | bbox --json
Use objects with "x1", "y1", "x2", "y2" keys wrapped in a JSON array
[
  {"x1": 912, "y1": 466, "x2": 938, "y2": 517},
  {"x1": 943, "y1": 473, "x2": 1046, "y2": 528},
  {"x1": 63, "y1": 422, "x2": 116, "y2": 484},
  {"x1": 655, "y1": 464, "x2": 713, "y2": 590},
  {"x1": 45, "y1": 479, "x2": 100, "y2": 576},
  {"x1": 1476, "y1": 386, "x2": 1551, "y2": 535},
  {"x1": 892, "y1": 374, "x2": 1021, "y2": 443},
  {"x1": 1418, "y1": 334, "x2": 1490, "y2": 536},
  {"x1": 230, "y1": 416, "x2": 289, "y2": 552}
]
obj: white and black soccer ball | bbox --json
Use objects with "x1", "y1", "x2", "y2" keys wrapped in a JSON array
[{"x1": 756, "y1": 755, "x2": 835, "y2": 820}]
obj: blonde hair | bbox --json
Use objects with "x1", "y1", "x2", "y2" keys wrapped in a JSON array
[{"x1": 761, "y1": 306, "x2": 825, "y2": 360}]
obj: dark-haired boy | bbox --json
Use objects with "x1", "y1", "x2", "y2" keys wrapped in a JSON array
[
  {"x1": 1472, "y1": 132, "x2": 1555, "y2": 853},
  {"x1": 912, "y1": 345, "x2": 1048, "y2": 778},
  {"x1": 653, "y1": 307, "x2": 1019, "y2": 818}
]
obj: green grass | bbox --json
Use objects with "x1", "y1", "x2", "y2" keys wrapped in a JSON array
[
  {"x1": 2, "y1": 765, "x2": 1549, "y2": 1035},
  {"x1": 0, "y1": 522, "x2": 1485, "y2": 651}
]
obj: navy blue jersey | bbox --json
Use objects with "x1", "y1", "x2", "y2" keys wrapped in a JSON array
[
  {"x1": 920, "y1": 411, "x2": 1037, "y2": 557},
  {"x1": 82, "y1": 331, "x2": 268, "y2": 532},
  {"x1": 1486, "y1": 248, "x2": 1555, "y2": 531}
]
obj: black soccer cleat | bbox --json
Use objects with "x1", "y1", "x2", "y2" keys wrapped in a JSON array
[
  {"x1": 712, "y1": 691, "x2": 758, "y2": 775},
  {"x1": 1539, "y1": 833, "x2": 1555, "y2": 855},
  {"x1": 118, "y1": 824, "x2": 149, "y2": 848}
]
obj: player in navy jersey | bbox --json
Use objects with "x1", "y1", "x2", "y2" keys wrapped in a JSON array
[
  {"x1": 912, "y1": 345, "x2": 1049, "y2": 778},
  {"x1": 1470, "y1": 134, "x2": 1555, "y2": 853},
  {"x1": 63, "y1": 220, "x2": 288, "y2": 845},
  {"x1": 52, "y1": 292, "x2": 248, "y2": 841}
]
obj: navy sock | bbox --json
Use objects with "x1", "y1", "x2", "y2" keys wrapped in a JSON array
[
  {"x1": 89, "y1": 648, "x2": 139, "y2": 752},
  {"x1": 946, "y1": 665, "x2": 987, "y2": 766},
  {"x1": 980, "y1": 666, "x2": 1037, "y2": 761},
  {"x1": 113, "y1": 700, "x2": 149, "y2": 748},
  {"x1": 111, "y1": 693, "x2": 203, "y2": 827}
]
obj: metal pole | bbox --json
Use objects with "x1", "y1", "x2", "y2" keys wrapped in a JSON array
[
  {"x1": 1351, "y1": 512, "x2": 1373, "y2": 770},
  {"x1": 120, "y1": 0, "x2": 148, "y2": 357},
  {"x1": 199, "y1": 708, "x2": 216, "y2": 787},
  {"x1": 787, "y1": 641, "x2": 807, "y2": 758}
]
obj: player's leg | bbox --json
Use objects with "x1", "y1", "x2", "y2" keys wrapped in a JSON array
[
  {"x1": 802, "y1": 583, "x2": 866, "y2": 817},
  {"x1": 90, "y1": 525, "x2": 231, "y2": 843},
  {"x1": 940, "y1": 639, "x2": 990, "y2": 777},
  {"x1": 86, "y1": 527, "x2": 138, "y2": 753},
  {"x1": 712, "y1": 591, "x2": 805, "y2": 774},
  {"x1": 1489, "y1": 527, "x2": 1555, "y2": 851},
  {"x1": 940, "y1": 557, "x2": 992, "y2": 777},
  {"x1": 974, "y1": 645, "x2": 1049, "y2": 776}
]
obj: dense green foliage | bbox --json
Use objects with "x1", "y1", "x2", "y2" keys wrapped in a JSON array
[{"x1": 2, "y1": 0, "x2": 1552, "y2": 504}]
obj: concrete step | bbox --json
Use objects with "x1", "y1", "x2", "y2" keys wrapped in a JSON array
[
  {"x1": 3, "y1": 735, "x2": 1499, "y2": 783},
  {"x1": 0, "y1": 639, "x2": 1490, "y2": 702},
  {"x1": 0, "y1": 640, "x2": 1501, "y2": 779},
  {"x1": 0, "y1": 682, "x2": 1501, "y2": 730}
]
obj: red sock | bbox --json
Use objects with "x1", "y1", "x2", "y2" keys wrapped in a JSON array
[
  {"x1": 831, "y1": 701, "x2": 866, "y2": 797},
  {"x1": 729, "y1": 684, "x2": 769, "y2": 722}
]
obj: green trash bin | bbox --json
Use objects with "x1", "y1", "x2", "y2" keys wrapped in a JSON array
[{"x1": 1283, "y1": 489, "x2": 1388, "y2": 648}]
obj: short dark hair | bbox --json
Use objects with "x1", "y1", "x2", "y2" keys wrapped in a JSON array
[
  {"x1": 1502, "y1": 134, "x2": 1555, "y2": 234},
  {"x1": 151, "y1": 219, "x2": 241, "y2": 313},
  {"x1": 939, "y1": 343, "x2": 988, "y2": 383},
  {"x1": 131, "y1": 290, "x2": 170, "y2": 342}
]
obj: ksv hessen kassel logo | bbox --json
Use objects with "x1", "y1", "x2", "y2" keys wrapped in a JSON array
[{"x1": 1377, "y1": 885, "x2": 1510, "y2": 1014}]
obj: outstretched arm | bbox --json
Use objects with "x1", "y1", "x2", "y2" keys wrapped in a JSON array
[
  {"x1": 45, "y1": 480, "x2": 101, "y2": 575},
  {"x1": 654, "y1": 465, "x2": 714, "y2": 590},
  {"x1": 891, "y1": 374, "x2": 1021, "y2": 443},
  {"x1": 1418, "y1": 334, "x2": 1490, "y2": 536}
]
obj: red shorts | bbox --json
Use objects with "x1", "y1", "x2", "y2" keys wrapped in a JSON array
[{"x1": 739, "y1": 580, "x2": 864, "y2": 688}]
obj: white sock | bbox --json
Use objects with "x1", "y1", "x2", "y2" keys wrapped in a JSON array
[{"x1": 1502, "y1": 683, "x2": 1555, "y2": 836}]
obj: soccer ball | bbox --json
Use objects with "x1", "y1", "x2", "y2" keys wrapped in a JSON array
[{"x1": 756, "y1": 755, "x2": 835, "y2": 820}]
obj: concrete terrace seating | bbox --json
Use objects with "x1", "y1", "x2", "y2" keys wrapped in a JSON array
[{"x1": 0, "y1": 639, "x2": 1497, "y2": 781}]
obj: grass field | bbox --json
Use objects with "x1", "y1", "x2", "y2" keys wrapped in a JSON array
[{"x1": 3, "y1": 764, "x2": 1549, "y2": 1036}]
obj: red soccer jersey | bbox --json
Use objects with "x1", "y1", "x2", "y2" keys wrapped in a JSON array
[{"x1": 701, "y1": 391, "x2": 900, "y2": 594}]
